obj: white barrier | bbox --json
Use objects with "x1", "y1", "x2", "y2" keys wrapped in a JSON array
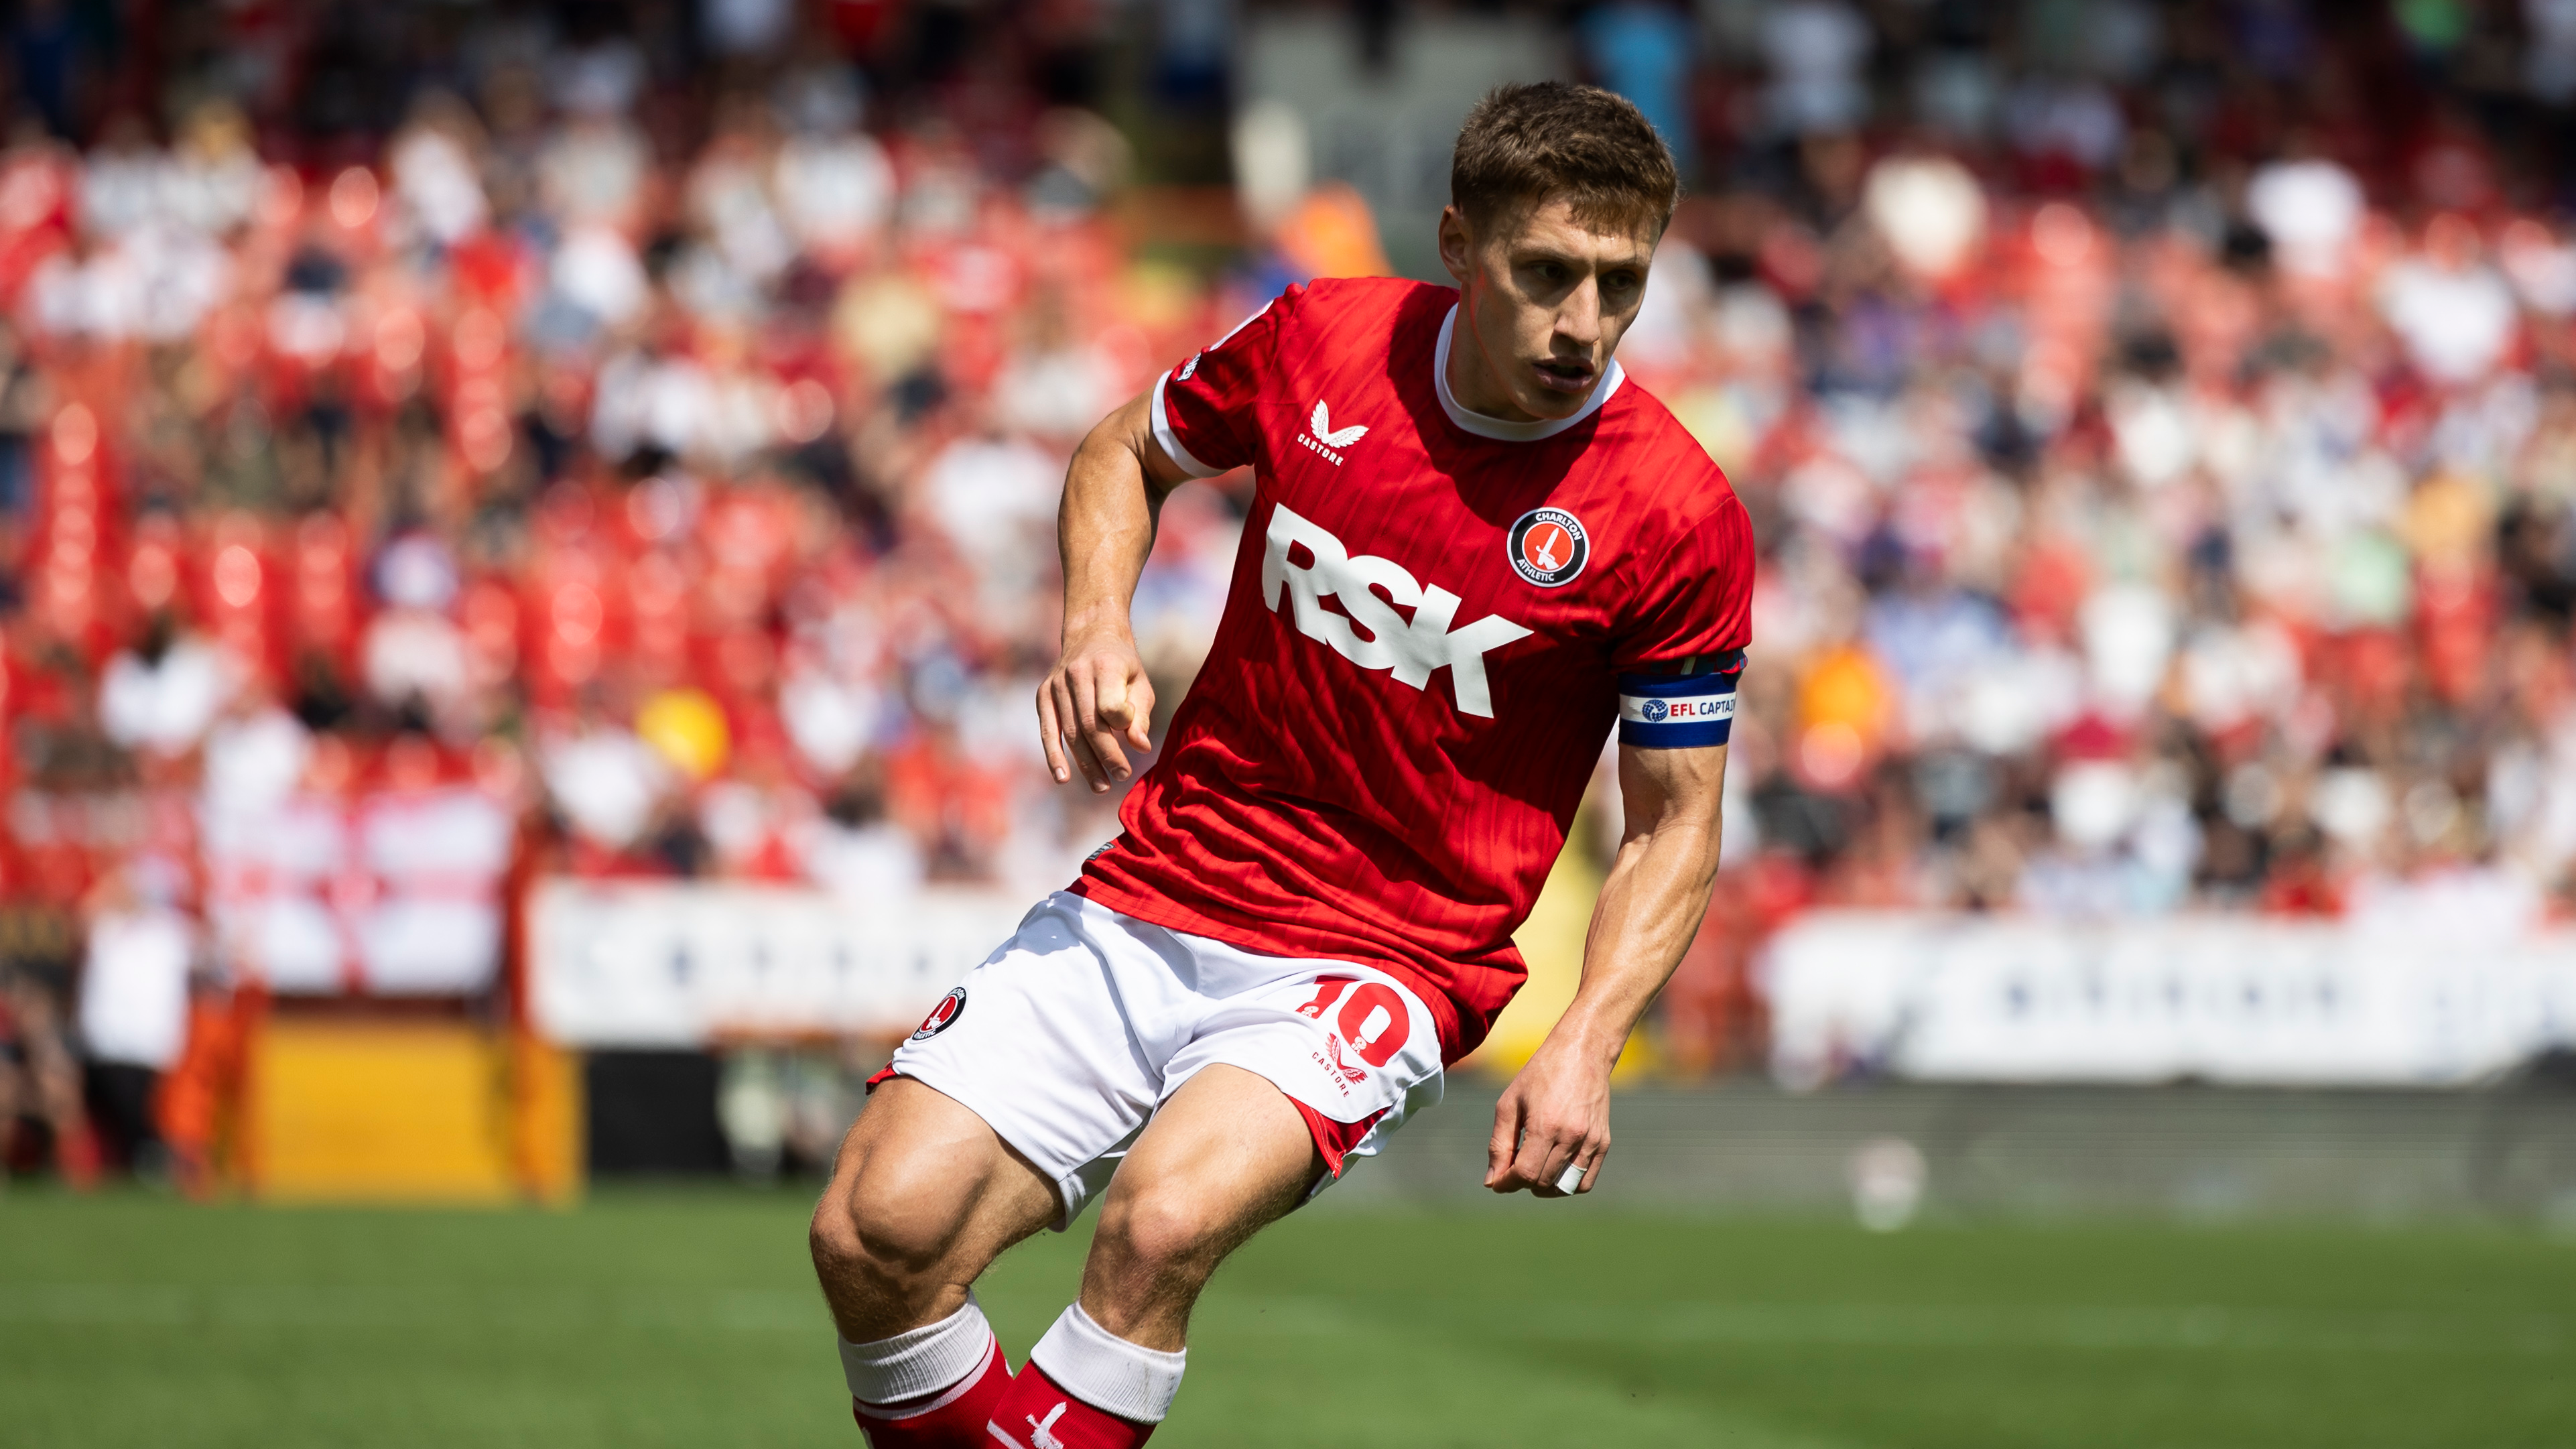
[
  {"x1": 1762, "y1": 912, "x2": 2576, "y2": 1088},
  {"x1": 527, "y1": 879, "x2": 1027, "y2": 1047},
  {"x1": 206, "y1": 787, "x2": 513, "y2": 996}
]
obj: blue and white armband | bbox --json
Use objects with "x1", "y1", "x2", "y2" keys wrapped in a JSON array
[{"x1": 1616, "y1": 651, "x2": 1744, "y2": 748}]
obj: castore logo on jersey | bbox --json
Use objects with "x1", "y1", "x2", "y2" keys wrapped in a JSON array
[
  {"x1": 1296, "y1": 400, "x2": 1368, "y2": 465},
  {"x1": 1262, "y1": 505, "x2": 1532, "y2": 716}
]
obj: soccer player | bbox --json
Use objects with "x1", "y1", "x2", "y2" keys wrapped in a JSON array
[{"x1": 810, "y1": 81, "x2": 1751, "y2": 1448}]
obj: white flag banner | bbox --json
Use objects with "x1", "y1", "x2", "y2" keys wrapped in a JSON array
[
  {"x1": 527, "y1": 879, "x2": 1025, "y2": 1047},
  {"x1": 1762, "y1": 912, "x2": 2576, "y2": 1088}
]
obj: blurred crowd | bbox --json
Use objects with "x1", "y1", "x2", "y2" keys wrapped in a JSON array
[
  {"x1": 0, "y1": 0, "x2": 1243, "y2": 1183},
  {"x1": 1636, "y1": 1, "x2": 2576, "y2": 1065},
  {"x1": 13, "y1": 0, "x2": 2576, "y2": 1178}
]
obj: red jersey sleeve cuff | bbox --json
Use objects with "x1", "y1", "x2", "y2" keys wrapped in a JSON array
[{"x1": 1150, "y1": 371, "x2": 1225, "y2": 479}]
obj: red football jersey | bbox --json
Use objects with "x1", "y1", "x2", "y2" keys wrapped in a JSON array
[{"x1": 1073, "y1": 277, "x2": 1754, "y2": 1062}]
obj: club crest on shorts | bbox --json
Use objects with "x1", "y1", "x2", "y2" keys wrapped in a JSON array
[
  {"x1": 910, "y1": 987, "x2": 967, "y2": 1042},
  {"x1": 1507, "y1": 507, "x2": 1588, "y2": 588}
]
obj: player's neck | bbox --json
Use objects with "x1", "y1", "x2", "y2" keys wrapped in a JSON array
[{"x1": 1443, "y1": 303, "x2": 1548, "y2": 424}]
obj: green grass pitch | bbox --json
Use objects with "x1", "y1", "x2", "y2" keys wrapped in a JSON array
[{"x1": 2, "y1": 1190, "x2": 2571, "y2": 1448}]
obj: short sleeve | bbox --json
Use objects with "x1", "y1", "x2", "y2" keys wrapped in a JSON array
[
  {"x1": 1610, "y1": 492, "x2": 1755, "y2": 748},
  {"x1": 1151, "y1": 288, "x2": 1296, "y2": 479}
]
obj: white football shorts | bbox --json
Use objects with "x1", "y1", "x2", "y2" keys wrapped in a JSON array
[{"x1": 878, "y1": 891, "x2": 1445, "y2": 1229}]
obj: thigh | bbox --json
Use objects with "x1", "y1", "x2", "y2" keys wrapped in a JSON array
[
  {"x1": 824, "y1": 1076, "x2": 1062, "y2": 1229},
  {"x1": 881, "y1": 895, "x2": 1173, "y2": 1224},
  {"x1": 1086, "y1": 1063, "x2": 1324, "y2": 1289}
]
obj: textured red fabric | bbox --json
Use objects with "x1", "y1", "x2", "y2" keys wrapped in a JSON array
[
  {"x1": 984, "y1": 1364, "x2": 1155, "y2": 1449},
  {"x1": 1287, "y1": 1096, "x2": 1387, "y2": 1178},
  {"x1": 1076, "y1": 276, "x2": 1754, "y2": 1064},
  {"x1": 852, "y1": 1336, "x2": 1011, "y2": 1448}
]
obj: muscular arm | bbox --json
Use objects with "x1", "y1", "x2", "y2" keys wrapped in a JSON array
[
  {"x1": 1037, "y1": 390, "x2": 1198, "y2": 792},
  {"x1": 1486, "y1": 739, "x2": 1728, "y2": 1196}
]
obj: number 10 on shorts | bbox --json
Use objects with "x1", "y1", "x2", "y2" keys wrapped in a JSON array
[{"x1": 1295, "y1": 977, "x2": 1412, "y2": 1075}]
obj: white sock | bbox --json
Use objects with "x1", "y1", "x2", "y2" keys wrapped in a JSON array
[
  {"x1": 838, "y1": 1292, "x2": 996, "y2": 1411},
  {"x1": 1027, "y1": 1302, "x2": 1187, "y2": 1424}
]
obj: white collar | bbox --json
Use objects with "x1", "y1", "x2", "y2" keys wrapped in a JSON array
[{"x1": 1433, "y1": 304, "x2": 1625, "y2": 442}]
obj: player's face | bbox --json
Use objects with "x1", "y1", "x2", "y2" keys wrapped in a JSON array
[{"x1": 1438, "y1": 196, "x2": 1658, "y2": 423}]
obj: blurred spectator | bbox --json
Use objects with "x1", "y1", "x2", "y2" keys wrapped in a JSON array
[
  {"x1": 1582, "y1": 3, "x2": 1699, "y2": 176},
  {"x1": 1, "y1": 885, "x2": 94, "y2": 1183},
  {"x1": 76, "y1": 860, "x2": 193, "y2": 1178},
  {"x1": 1760, "y1": 0, "x2": 1873, "y2": 138}
]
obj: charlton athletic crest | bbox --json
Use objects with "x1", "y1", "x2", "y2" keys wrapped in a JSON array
[
  {"x1": 1507, "y1": 507, "x2": 1588, "y2": 588},
  {"x1": 911, "y1": 987, "x2": 968, "y2": 1042}
]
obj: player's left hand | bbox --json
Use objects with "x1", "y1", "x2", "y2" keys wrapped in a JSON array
[
  {"x1": 1484, "y1": 1035, "x2": 1611, "y2": 1198},
  {"x1": 1038, "y1": 629, "x2": 1157, "y2": 794}
]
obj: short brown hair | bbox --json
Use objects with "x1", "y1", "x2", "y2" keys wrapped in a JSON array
[{"x1": 1450, "y1": 82, "x2": 1679, "y2": 236}]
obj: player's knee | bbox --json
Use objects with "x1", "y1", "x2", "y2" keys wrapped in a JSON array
[
  {"x1": 1096, "y1": 1188, "x2": 1231, "y2": 1283},
  {"x1": 808, "y1": 1192, "x2": 871, "y2": 1277},
  {"x1": 812, "y1": 1161, "x2": 964, "y2": 1303}
]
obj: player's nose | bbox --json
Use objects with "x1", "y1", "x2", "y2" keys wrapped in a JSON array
[{"x1": 1557, "y1": 278, "x2": 1604, "y2": 349}]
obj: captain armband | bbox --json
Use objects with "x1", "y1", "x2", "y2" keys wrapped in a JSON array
[{"x1": 1616, "y1": 650, "x2": 1745, "y2": 748}]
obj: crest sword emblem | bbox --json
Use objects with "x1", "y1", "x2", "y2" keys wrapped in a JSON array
[{"x1": 1528, "y1": 523, "x2": 1568, "y2": 570}]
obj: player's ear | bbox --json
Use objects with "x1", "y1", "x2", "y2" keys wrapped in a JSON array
[{"x1": 1437, "y1": 206, "x2": 1474, "y2": 286}]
